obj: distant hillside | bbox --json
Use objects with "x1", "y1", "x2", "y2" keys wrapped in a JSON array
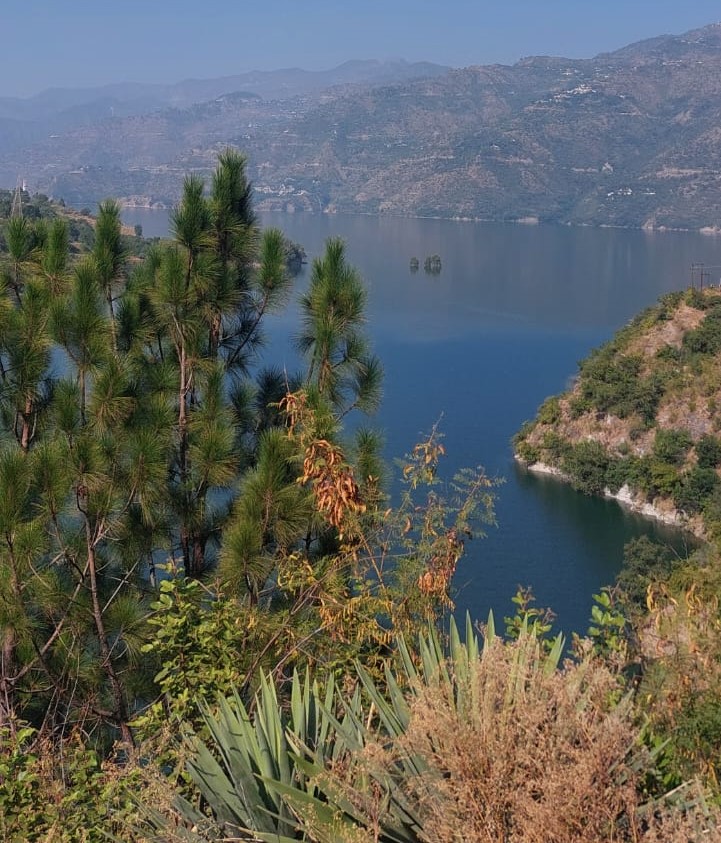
[
  {"x1": 0, "y1": 59, "x2": 450, "y2": 175},
  {"x1": 5, "y1": 25, "x2": 721, "y2": 228},
  {"x1": 0, "y1": 188, "x2": 149, "y2": 258},
  {"x1": 514, "y1": 286, "x2": 721, "y2": 539},
  {"x1": 0, "y1": 60, "x2": 451, "y2": 123}
]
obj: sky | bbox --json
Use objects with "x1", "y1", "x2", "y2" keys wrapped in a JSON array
[{"x1": 2, "y1": 1, "x2": 720, "y2": 98}]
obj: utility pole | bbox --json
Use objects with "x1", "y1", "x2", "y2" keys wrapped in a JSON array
[
  {"x1": 690, "y1": 262, "x2": 721, "y2": 290},
  {"x1": 11, "y1": 177, "x2": 23, "y2": 219}
]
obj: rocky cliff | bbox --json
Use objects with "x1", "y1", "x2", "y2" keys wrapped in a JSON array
[{"x1": 514, "y1": 286, "x2": 721, "y2": 538}]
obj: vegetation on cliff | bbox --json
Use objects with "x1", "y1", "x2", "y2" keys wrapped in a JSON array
[
  {"x1": 514, "y1": 286, "x2": 721, "y2": 811},
  {"x1": 515, "y1": 286, "x2": 721, "y2": 538}
]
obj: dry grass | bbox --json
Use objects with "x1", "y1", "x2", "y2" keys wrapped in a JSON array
[{"x1": 350, "y1": 637, "x2": 720, "y2": 843}]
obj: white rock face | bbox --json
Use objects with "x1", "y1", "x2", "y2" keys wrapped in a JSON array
[
  {"x1": 603, "y1": 484, "x2": 685, "y2": 528},
  {"x1": 518, "y1": 459, "x2": 695, "y2": 533}
]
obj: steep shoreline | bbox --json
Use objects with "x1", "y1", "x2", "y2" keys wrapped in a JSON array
[
  {"x1": 513, "y1": 287, "x2": 721, "y2": 545},
  {"x1": 516, "y1": 457, "x2": 701, "y2": 536}
]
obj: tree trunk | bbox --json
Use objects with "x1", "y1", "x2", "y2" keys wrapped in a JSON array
[
  {"x1": 106, "y1": 290, "x2": 117, "y2": 354},
  {"x1": 0, "y1": 627, "x2": 17, "y2": 734},
  {"x1": 79, "y1": 368, "x2": 87, "y2": 426},
  {"x1": 84, "y1": 516, "x2": 133, "y2": 746},
  {"x1": 19, "y1": 395, "x2": 33, "y2": 452}
]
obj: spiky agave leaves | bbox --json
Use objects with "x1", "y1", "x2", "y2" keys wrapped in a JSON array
[{"x1": 142, "y1": 618, "x2": 492, "y2": 842}]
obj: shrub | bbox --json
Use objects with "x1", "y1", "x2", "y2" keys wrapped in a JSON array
[
  {"x1": 653, "y1": 428, "x2": 692, "y2": 467},
  {"x1": 703, "y1": 487, "x2": 721, "y2": 541},
  {"x1": 655, "y1": 343, "x2": 682, "y2": 364},
  {"x1": 537, "y1": 395, "x2": 561, "y2": 425},
  {"x1": 562, "y1": 440, "x2": 611, "y2": 495},
  {"x1": 696, "y1": 434, "x2": 721, "y2": 469},
  {"x1": 541, "y1": 430, "x2": 571, "y2": 464},
  {"x1": 683, "y1": 304, "x2": 721, "y2": 355},
  {"x1": 516, "y1": 440, "x2": 540, "y2": 463},
  {"x1": 512, "y1": 418, "x2": 536, "y2": 447},
  {"x1": 684, "y1": 286, "x2": 706, "y2": 310},
  {"x1": 674, "y1": 467, "x2": 719, "y2": 515},
  {"x1": 578, "y1": 352, "x2": 666, "y2": 423},
  {"x1": 658, "y1": 290, "x2": 684, "y2": 315},
  {"x1": 144, "y1": 622, "x2": 721, "y2": 843},
  {"x1": 618, "y1": 536, "x2": 676, "y2": 610},
  {"x1": 568, "y1": 394, "x2": 592, "y2": 418},
  {"x1": 649, "y1": 458, "x2": 682, "y2": 497},
  {"x1": 620, "y1": 455, "x2": 654, "y2": 496},
  {"x1": 605, "y1": 455, "x2": 632, "y2": 493}
]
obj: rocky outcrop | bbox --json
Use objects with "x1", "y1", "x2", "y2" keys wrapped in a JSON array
[{"x1": 514, "y1": 287, "x2": 721, "y2": 541}]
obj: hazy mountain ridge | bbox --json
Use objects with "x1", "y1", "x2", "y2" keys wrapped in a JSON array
[{"x1": 5, "y1": 26, "x2": 721, "y2": 228}]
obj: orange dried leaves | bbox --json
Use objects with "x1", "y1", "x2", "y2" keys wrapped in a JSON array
[
  {"x1": 279, "y1": 390, "x2": 366, "y2": 537},
  {"x1": 301, "y1": 438, "x2": 366, "y2": 534},
  {"x1": 417, "y1": 527, "x2": 462, "y2": 607}
]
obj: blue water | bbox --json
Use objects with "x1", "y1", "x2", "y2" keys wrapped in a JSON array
[{"x1": 123, "y1": 207, "x2": 717, "y2": 636}]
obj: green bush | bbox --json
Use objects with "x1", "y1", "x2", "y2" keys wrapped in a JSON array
[
  {"x1": 541, "y1": 431, "x2": 571, "y2": 464},
  {"x1": 683, "y1": 304, "x2": 721, "y2": 355},
  {"x1": 512, "y1": 418, "x2": 535, "y2": 446},
  {"x1": 562, "y1": 440, "x2": 612, "y2": 495},
  {"x1": 578, "y1": 351, "x2": 666, "y2": 423},
  {"x1": 655, "y1": 343, "x2": 682, "y2": 364},
  {"x1": 658, "y1": 290, "x2": 684, "y2": 315},
  {"x1": 516, "y1": 440, "x2": 540, "y2": 463},
  {"x1": 605, "y1": 456, "x2": 632, "y2": 494},
  {"x1": 653, "y1": 428, "x2": 692, "y2": 466},
  {"x1": 622, "y1": 455, "x2": 654, "y2": 496},
  {"x1": 684, "y1": 286, "x2": 706, "y2": 310},
  {"x1": 696, "y1": 434, "x2": 721, "y2": 469},
  {"x1": 537, "y1": 395, "x2": 562, "y2": 425},
  {"x1": 674, "y1": 467, "x2": 719, "y2": 515},
  {"x1": 568, "y1": 394, "x2": 593, "y2": 418},
  {"x1": 673, "y1": 689, "x2": 721, "y2": 781},
  {"x1": 649, "y1": 458, "x2": 682, "y2": 498},
  {"x1": 618, "y1": 536, "x2": 676, "y2": 610}
]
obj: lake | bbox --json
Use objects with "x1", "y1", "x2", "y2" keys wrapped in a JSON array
[{"x1": 122, "y1": 207, "x2": 720, "y2": 637}]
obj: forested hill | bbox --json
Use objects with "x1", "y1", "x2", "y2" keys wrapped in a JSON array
[
  {"x1": 514, "y1": 286, "x2": 721, "y2": 539},
  {"x1": 5, "y1": 24, "x2": 721, "y2": 229}
]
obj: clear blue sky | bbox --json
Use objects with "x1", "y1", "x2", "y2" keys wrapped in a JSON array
[{"x1": 3, "y1": 1, "x2": 720, "y2": 97}]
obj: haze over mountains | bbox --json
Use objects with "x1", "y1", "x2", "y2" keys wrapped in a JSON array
[{"x1": 4, "y1": 24, "x2": 721, "y2": 229}]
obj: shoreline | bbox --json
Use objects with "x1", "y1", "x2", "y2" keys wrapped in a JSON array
[
  {"x1": 516, "y1": 457, "x2": 704, "y2": 538},
  {"x1": 112, "y1": 201, "x2": 716, "y2": 234}
]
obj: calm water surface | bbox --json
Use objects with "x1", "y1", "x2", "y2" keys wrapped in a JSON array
[{"x1": 123, "y1": 208, "x2": 720, "y2": 636}]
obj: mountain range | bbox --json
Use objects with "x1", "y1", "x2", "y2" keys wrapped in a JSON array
[{"x1": 4, "y1": 25, "x2": 721, "y2": 230}]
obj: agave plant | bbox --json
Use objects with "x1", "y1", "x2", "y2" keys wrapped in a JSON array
[
  {"x1": 139, "y1": 614, "x2": 717, "y2": 843},
  {"x1": 139, "y1": 615, "x2": 558, "y2": 841}
]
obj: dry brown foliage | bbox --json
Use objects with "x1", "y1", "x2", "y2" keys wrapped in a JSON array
[
  {"x1": 279, "y1": 390, "x2": 366, "y2": 538},
  {"x1": 343, "y1": 637, "x2": 720, "y2": 843}
]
